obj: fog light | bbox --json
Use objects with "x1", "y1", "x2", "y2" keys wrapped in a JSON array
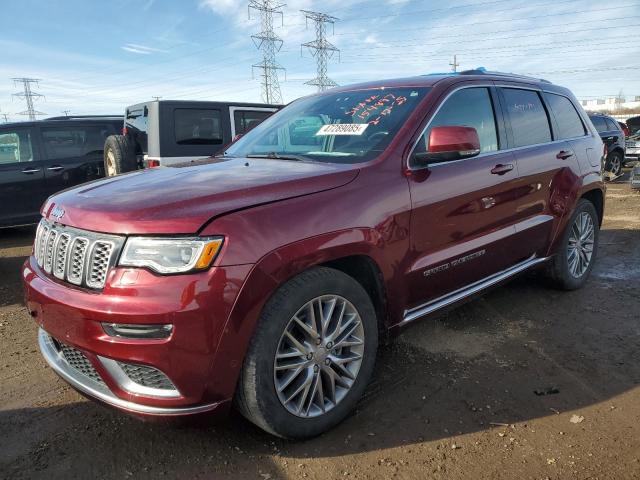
[{"x1": 102, "y1": 323, "x2": 173, "y2": 339}]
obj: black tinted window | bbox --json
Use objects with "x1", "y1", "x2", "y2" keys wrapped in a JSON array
[
  {"x1": 544, "y1": 93, "x2": 585, "y2": 139},
  {"x1": 418, "y1": 87, "x2": 498, "y2": 155},
  {"x1": 41, "y1": 125, "x2": 114, "y2": 160},
  {"x1": 605, "y1": 118, "x2": 619, "y2": 131},
  {"x1": 233, "y1": 110, "x2": 272, "y2": 135},
  {"x1": 502, "y1": 88, "x2": 551, "y2": 147},
  {"x1": 0, "y1": 129, "x2": 34, "y2": 164},
  {"x1": 590, "y1": 116, "x2": 608, "y2": 133},
  {"x1": 174, "y1": 109, "x2": 222, "y2": 145}
]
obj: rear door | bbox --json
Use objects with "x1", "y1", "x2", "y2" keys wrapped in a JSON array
[
  {"x1": 40, "y1": 122, "x2": 115, "y2": 198},
  {"x1": 498, "y1": 86, "x2": 578, "y2": 258},
  {"x1": 0, "y1": 125, "x2": 44, "y2": 226},
  {"x1": 406, "y1": 85, "x2": 523, "y2": 308}
]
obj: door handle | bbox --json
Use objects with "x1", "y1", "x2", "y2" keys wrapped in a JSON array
[
  {"x1": 21, "y1": 168, "x2": 41, "y2": 174},
  {"x1": 556, "y1": 150, "x2": 574, "y2": 160},
  {"x1": 47, "y1": 165, "x2": 64, "y2": 171},
  {"x1": 490, "y1": 163, "x2": 514, "y2": 175}
]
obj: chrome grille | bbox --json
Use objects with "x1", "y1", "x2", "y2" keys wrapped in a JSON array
[
  {"x1": 52, "y1": 338, "x2": 104, "y2": 385},
  {"x1": 117, "y1": 362, "x2": 176, "y2": 390},
  {"x1": 34, "y1": 219, "x2": 124, "y2": 290}
]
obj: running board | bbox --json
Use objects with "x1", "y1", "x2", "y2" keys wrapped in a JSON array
[{"x1": 401, "y1": 255, "x2": 549, "y2": 325}]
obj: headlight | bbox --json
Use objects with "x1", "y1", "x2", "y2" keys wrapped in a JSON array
[{"x1": 119, "y1": 237, "x2": 223, "y2": 274}]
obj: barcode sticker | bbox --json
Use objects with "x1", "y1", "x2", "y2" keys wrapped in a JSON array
[{"x1": 316, "y1": 124, "x2": 369, "y2": 136}]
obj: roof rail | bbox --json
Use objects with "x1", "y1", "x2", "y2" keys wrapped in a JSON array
[
  {"x1": 45, "y1": 115, "x2": 122, "y2": 121},
  {"x1": 458, "y1": 67, "x2": 551, "y2": 84}
]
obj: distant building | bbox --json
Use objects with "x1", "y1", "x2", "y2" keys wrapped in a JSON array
[{"x1": 580, "y1": 96, "x2": 640, "y2": 113}]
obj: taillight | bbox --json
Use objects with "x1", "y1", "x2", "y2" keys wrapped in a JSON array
[
  {"x1": 147, "y1": 159, "x2": 160, "y2": 168},
  {"x1": 122, "y1": 126, "x2": 128, "y2": 136},
  {"x1": 603, "y1": 143, "x2": 608, "y2": 157}
]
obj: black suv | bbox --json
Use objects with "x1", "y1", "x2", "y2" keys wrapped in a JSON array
[
  {"x1": 104, "y1": 100, "x2": 279, "y2": 176},
  {"x1": 0, "y1": 115, "x2": 122, "y2": 228},
  {"x1": 588, "y1": 112, "x2": 626, "y2": 176}
]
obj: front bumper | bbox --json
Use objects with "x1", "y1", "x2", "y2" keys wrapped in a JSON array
[{"x1": 24, "y1": 255, "x2": 253, "y2": 416}]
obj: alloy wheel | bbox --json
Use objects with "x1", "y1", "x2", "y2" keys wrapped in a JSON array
[
  {"x1": 609, "y1": 154, "x2": 622, "y2": 176},
  {"x1": 273, "y1": 295, "x2": 365, "y2": 418},
  {"x1": 567, "y1": 211, "x2": 595, "y2": 278},
  {"x1": 106, "y1": 150, "x2": 116, "y2": 176}
]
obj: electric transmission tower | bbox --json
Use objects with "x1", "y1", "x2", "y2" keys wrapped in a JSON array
[
  {"x1": 301, "y1": 10, "x2": 339, "y2": 91},
  {"x1": 249, "y1": 0, "x2": 285, "y2": 104},
  {"x1": 1, "y1": 113, "x2": 8, "y2": 122},
  {"x1": 12, "y1": 77, "x2": 46, "y2": 120}
]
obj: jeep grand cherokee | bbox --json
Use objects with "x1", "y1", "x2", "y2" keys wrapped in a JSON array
[{"x1": 24, "y1": 70, "x2": 605, "y2": 439}]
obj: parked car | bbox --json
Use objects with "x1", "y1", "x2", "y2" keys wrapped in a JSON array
[
  {"x1": 618, "y1": 121, "x2": 630, "y2": 137},
  {"x1": 631, "y1": 162, "x2": 640, "y2": 190},
  {"x1": 0, "y1": 115, "x2": 122, "y2": 228},
  {"x1": 103, "y1": 100, "x2": 280, "y2": 176},
  {"x1": 587, "y1": 112, "x2": 626, "y2": 176},
  {"x1": 626, "y1": 115, "x2": 640, "y2": 135},
  {"x1": 24, "y1": 70, "x2": 605, "y2": 439}
]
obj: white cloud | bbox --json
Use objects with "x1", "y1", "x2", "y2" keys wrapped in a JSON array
[{"x1": 121, "y1": 43, "x2": 168, "y2": 54}]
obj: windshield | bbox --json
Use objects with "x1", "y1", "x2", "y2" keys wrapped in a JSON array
[{"x1": 224, "y1": 87, "x2": 430, "y2": 164}]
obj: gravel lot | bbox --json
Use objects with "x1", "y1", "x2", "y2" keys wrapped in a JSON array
[{"x1": 1, "y1": 175, "x2": 639, "y2": 480}]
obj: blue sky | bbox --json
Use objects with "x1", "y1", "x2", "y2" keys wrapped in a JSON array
[{"x1": 1, "y1": 0, "x2": 639, "y2": 120}]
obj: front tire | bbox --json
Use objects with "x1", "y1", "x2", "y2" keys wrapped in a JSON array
[
  {"x1": 546, "y1": 199, "x2": 599, "y2": 290},
  {"x1": 235, "y1": 267, "x2": 378, "y2": 439}
]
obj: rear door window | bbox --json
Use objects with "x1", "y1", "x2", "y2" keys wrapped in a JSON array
[
  {"x1": 544, "y1": 93, "x2": 586, "y2": 139},
  {"x1": 233, "y1": 110, "x2": 272, "y2": 135},
  {"x1": 0, "y1": 129, "x2": 34, "y2": 164},
  {"x1": 174, "y1": 109, "x2": 222, "y2": 145},
  {"x1": 41, "y1": 125, "x2": 115, "y2": 160},
  {"x1": 605, "y1": 118, "x2": 619, "y2": 131},
  {"x1": 590, "y1": 116, "x2": 608, "y2": 133},
  {"x1": 501, "y1": 88, "x2": 552, "y2": 148}
]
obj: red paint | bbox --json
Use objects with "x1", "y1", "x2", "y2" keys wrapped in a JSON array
[{"x1": 23, "y1": 73, "x2": 604, "y2": 416}]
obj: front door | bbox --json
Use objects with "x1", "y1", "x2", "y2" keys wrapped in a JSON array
[
  {"x1": 406, "y1": 86, "x2": 526, "y2": 310},
  {"x1": 0, "y1": 126, "x2": 44, "y2": 227}
]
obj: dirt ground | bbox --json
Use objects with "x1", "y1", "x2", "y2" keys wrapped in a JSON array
[{"x1": 1, "y1": 174, "x2": 639, "y2": 480}]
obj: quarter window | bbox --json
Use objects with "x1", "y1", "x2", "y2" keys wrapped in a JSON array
[
  {"x1": 0, "y1": 130, "x2": 34, "y2": 164},
  {"x1": 502, "y1": 88, "x2": 551, "y2": 147},
  {"x1": 544, "y1": 93, "x2": 586, "y2": 139},
  {"x1": 605, "y1": 118, "x2": 619, "y2": 132},
  {"x1": 174, "y1": 109, "x2": 222, "y2": 145},
  {"x1": 233, "y1": 110, "x2": 273, "y2": 136},
  {"x1": 416, "y1": 87, "x2": 498, "y2": 158}
]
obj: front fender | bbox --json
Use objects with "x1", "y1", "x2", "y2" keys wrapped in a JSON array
[{"x1": 204, "y1": 228, "x2": 398, "y2": 401}]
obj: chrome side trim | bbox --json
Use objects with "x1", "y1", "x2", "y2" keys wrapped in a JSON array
[
  {"x1": 38, "y1": 329, "x2": 220, "y2": 416},
  {"x1": 401, "y1": 255, "x2": 549, "y2": 325}
]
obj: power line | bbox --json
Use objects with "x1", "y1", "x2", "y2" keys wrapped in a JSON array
[
  {"x1": 12, "y1": 78, "x2": 46, "y2": 120},
  {"x1": 301, "y1": 10, "x2": 340, "y2": 92},
  {"x1": 249, "y1": 0, "x2": 286, "y2": 104}
]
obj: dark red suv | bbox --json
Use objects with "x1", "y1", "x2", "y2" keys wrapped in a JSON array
[{"x1": 23, "y1": 70, "x2": 605, "y2": 438}]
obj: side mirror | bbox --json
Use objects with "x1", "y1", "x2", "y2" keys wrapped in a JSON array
[{"x1": 413, "y1": 126, "x2": 481, "y2": 165}]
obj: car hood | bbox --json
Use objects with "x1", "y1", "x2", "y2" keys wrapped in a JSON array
[{"x1": 42, "y1": 157, "x2": 359, "y2": 234}]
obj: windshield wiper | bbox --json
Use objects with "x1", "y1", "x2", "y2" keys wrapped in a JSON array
[{"x1": 246, "y1": 152, "x2": 312, "y2": 162}]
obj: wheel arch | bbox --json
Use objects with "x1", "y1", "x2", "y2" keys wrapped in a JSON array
[{"x1": 580, "y1": 187, "x2": 604, "y2": 226}]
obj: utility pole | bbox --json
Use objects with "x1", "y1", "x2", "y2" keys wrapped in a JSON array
[
  {"x1": 301, "y1": 10, "x2": 339, "y2": 92},
  {"x1": 1, "y1": 114, "x2": 9, "y2": 122},
  {"x1": 12, "y1": 77, "x2": 45, "y2": 120},
  {"x1": 449, "y1": 55, "x2": 460, "y2": 73},
  {"x1": 152, "y1": 96, "x2": 162, "y2": 101},
  {"x1": 62, "y1": 110, "x2": 71, "y2": 117},
  {"x1": 249, "y1": 0, "x2": 285, "y2": 104}
]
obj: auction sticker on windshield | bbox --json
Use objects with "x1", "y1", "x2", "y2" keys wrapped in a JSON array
[{"x1": 316, "y1": 124, "x2": 369, "y2": 136}]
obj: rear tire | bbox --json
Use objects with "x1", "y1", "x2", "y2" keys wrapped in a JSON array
[
  {"x1": 545, "y1": 199, "x2": 599, "y2": 290},
  {"x1": 606, "y1": 151, "x2": 623, "y2": 177},
  {"x1": 103, "y1": 135, "x2": 136, "y2": 177},
  {"x1": 235, "y1": 267, "x2": 378, "y2": 439}
]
